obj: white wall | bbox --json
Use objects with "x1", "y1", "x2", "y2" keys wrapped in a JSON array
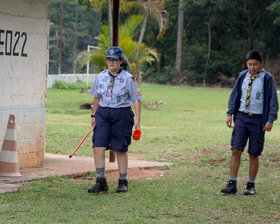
[
  {"x1": 0, "y1": 0, "x2": 50, "y2": 168},
  {"x1": 48, "y1": 74, "x2": 98, "y2": 88}
]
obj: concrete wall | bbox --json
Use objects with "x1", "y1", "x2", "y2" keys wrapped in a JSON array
[
  {"x1": 0, "y1": 0, "x2": 50, "y2": 168},
  {"x1": 48, "y1": 74, "x2": 98, "y2": 88}
]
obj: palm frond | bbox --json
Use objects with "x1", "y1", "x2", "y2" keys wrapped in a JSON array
[
  {"x1": 91, "y1": 0, "x2": 106, "y2": 11},
  {"x1": 142, "y1": 0, "x2": 169, "y2": 39},
  {"x1": 120, "y1": 0, "x2": 138, "y2": 13},
  {"x1": 120, "y1": 14, "x2": 144, "y2": 39},
  {"x1": 77, "y1": 14, "x2": 159, "y2": 78}
]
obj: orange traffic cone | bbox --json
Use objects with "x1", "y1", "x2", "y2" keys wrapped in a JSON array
[{"x1": 0, "y1": 114, "x2": 21, "y2": 177}]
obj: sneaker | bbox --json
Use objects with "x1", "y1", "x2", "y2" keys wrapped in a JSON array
[
  {"x1": 88, "y1": 177, "x2": 108, "y2": 194},
  {"x1": 244, "y1": 182, "x2": 256, "y2": 195},
  {"x1": 116, "y1": 179, "x2": 128, "y2": 193},
  {"x1": 221, "y1": 180, "x2": 237, "y2": 194}
]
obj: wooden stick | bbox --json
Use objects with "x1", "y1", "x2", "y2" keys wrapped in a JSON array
[{"x1": 69, "y1": 125, "x2": 95, "y2": 158}]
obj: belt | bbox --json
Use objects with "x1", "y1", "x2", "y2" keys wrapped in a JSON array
[
  {"x1": 100, "y1": 106, "x2": 131, "y2": 109},
  {"x1": 240, "y1": 112, "x2": 262, "y2": 117}
]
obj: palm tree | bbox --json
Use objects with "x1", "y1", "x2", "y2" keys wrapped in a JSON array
[
  {"x1": 77, "y1": 14, "x2": 158, "y2": 79},
  {"x1": 91, "y1": 0, "x2": 168, "y2": 81},
  {"x1": 120, "y1": 0, "x2": 168, "y2": 40},
  {"x1": 120, "y1": 0, "x2": 168, "y2": 82}
]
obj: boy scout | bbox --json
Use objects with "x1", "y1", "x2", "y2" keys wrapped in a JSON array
[{"x1": 221, "y1": 50, "x2": 279, "y2": 195}]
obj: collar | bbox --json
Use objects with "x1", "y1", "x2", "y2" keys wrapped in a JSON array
[
  {"x1": 109, "y1": 68, "x2": 123, "y2": 78},
  {"x1": 248, "y1": 68, "x2": 265, "y2": 78}
]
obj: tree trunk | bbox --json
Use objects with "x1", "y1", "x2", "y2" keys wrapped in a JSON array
[
  {"x1": 137, "y1": 10, "x2": 148, "y2": 51},
  {"x1": 157, "y1": 55, "x2": 161, "y2": 73},
  {"x1": 203, "y1": 17, "x2": 211, "y2": 86},
  {"x1": 88, "y1": 0, "x2": 92, "y2": 40},
  {"x1": 248, "y1": 28, "x2": 254, "y2": 50},
  {"x1": 135, "y1": 10, "x2": 149, "y2": 84},
  {"x1": 98, "y1": 10, "x2": 102, "y2": 36},
  {"x1": 174, "y1": 0, "x2": 184, "y2": 81},
  {"x1": 59, "y1": 0, "x2": 63, "y2": 74},
  {"x1": 73, "y1": 0, "x2": 78, "y2": 74},
  {"x1": 108, "y1": 0, "x2": 113, "y2": 46}
]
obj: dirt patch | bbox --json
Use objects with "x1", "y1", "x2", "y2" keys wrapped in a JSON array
[
  {"x1": 158, "y1": 150, "x2": 186, "y2": 161},
  {"x1": 106, "y1": 168, "x2": 168, "y2": 181},
  {"x1": 128, "y1": 152, "x2": 148, "y2": 160},
  {"x1": 207, "y1": 158, "x2": 226, "y2": 167},
  {"x1": 74, "y1": 152, "x2": 169, "y2": 181},
  {"x1": 201, "y1": 149, "x2": 216, "y2": 155},
  {"x1": 76, "y1": 169, "x2": 169, "y2": 181}
]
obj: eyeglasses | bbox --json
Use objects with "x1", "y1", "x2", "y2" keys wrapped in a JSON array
[{"x1": 106, "y1": 58, "x2": 119, "y2": 63}]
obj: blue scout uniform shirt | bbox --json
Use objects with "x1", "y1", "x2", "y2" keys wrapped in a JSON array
[
  {"x1": 239, "y1": 71, "x2": 265, "y2": 114},
  {"x1": 90, "y1": 69, "x2": 143, "y2": 108}
]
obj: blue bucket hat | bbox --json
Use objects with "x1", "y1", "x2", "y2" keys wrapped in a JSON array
[{"x1": 105, "y1": 46, "x2": 123, "y2": 59}]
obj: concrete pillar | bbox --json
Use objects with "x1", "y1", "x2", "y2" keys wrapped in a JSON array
[{"x1": 0, "y1": 0, "x2": 50, "y2": 168}]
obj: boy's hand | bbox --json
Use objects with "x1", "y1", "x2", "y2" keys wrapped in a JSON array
[
  {"x1": 226, "y1": 115, "x2": 232, "y2": 128},
  {"x1": 263, "y1": 122, "x2": 273, "y2": 132}
]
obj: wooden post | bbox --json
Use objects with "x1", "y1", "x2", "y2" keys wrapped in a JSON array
[
  {"x1": 112, "y1": 0, "x2": 119, "y2": 46},
  {"x1": 109, "y1": 0, "x2": 120, "y2": 162}
]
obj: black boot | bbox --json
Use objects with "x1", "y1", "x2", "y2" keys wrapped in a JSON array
[
  {"x1": 221, "y1": 180, "x2": 237, "y2": 194},
  {"x1": 88, "y1": 177, "x2": 108, "y2": 194},
  {"x1": 244, "y1": 182, "x2": 256, "y2": 195},
  {"x1": 116, "y1": 179, "x2": 128, "y2": 193}
]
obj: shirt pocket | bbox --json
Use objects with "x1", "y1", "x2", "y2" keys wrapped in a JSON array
[
  {"x1": 241, "y1": 80, "x2": 248, "y2": 91},
  {"x1": 96, "y1": 83, "x2": 106, "y2": 95},
  {"x1": 113, "y1": 86, "x2": 126, "y2": 96},
  {"x1": 97, "y1": 87, "x2": 106, "y2": 95},
  {"x1": 252, "y1": 82, "x2": 263, "y2": 100}
]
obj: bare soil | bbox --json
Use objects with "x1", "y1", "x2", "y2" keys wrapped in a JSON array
[
  {"x1": 77, "y1": 152, "x2": 169, "y2": 181},
  {"x1": 106, "y1": 168, "x2": 167, "y2": 181}
]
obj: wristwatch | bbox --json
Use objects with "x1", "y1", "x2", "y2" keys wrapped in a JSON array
[{"x1": 91, "y1": 114, "x2": 95, "y2": 118}]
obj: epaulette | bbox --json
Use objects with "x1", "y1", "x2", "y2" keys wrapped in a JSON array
[
  {"x1": 122, "y1": 70, "x2": 133, "y2": 77},
  {"x1": 132, "y1": 76, "x2": 137, "y2": 83}
]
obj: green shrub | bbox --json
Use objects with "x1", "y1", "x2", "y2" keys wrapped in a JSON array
[
  {"x1": 143, "y1": 65, "x2": 174, "y2": 84},
  {"x1": 52, "y1": 80, "x2": 93, "y2": 90}
]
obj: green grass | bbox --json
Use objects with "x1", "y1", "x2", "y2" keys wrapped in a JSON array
[{"x1": 1, "y1": 83, "x2": 280, "y2": 223}]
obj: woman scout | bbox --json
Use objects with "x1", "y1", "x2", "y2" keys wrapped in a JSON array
[{"x1": 88, "y1": 46, "x2": 142, "y2": 193}]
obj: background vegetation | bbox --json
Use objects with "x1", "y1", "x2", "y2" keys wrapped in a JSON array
[
  {"x1": 49, "y1": 0, "x2": 280, "y2": 85},
  {"x1": 1, "y1": 83, "x2": 280, "y2": 223}
]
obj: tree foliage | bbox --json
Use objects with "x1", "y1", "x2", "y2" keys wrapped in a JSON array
[
  {"x1": 49, "y1": 0, "x2": 100, "y2": 74},
  {"x1": 50, "y1": 0, "x2": 280, "y2": 85},
  {"x1": 77, "y1": 14, "x2": 158, "y2": 77}
]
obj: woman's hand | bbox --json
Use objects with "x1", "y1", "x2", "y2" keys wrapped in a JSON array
[
  {"x1": 91, "y1": 117, "x2": 95, "y2": 127},
  {"x1": 133, "y1": 100, "x2": 141, "y2": 130},
  {"x1": 134, "y1": 120, "x2": 140, "y2": 130}
]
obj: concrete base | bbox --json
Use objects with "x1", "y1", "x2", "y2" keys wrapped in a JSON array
[{"x1": 0, "y1": 153, "x2": 172, "y2": 194}]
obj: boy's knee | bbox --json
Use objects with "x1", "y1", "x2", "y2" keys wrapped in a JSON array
[
  {"x1": 232, "y1": 149, "x2": 242, "y2": 157},
  {"x1": 249, "y1": 154, "x2": 258, "y2": 160}
]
